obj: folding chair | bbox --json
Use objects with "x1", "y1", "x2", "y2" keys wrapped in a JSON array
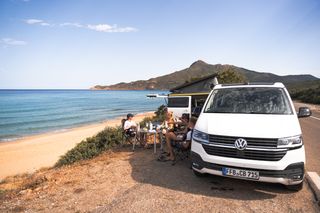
[
  {"x1": 121, "y1": 118, "x2": 138, "y2": 151},
  {"x1": 172, "y1": 129, "x2": 193, "y2": 164},
  {"x1": 173, "y1": 142, "x2": 190, "y2": 162}
]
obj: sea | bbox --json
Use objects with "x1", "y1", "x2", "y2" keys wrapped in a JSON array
[{"x1": 0, "y1": 90, "x2": 167, "y2": 142}]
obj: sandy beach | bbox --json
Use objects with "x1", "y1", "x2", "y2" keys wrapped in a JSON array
[{"x1": 0, "y1": 112, "x2": 154, "y2": 180}]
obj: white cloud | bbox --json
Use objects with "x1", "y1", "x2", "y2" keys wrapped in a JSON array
[
  {"x1": 87, "y1": 24, "x2": 137, "y2": 33},
  {"x1": 25, "y1": 19, "x2": 43, "y2": 24},
  {"x1": 112, "y1": 27, "x2": 138, "y2": 33},
  {"x1": 24, "y1": 19, "x2": 51, "y2": 26},
  {"x1": 40, "y1": 22, "x2": 50, "y2": 26},
  {"x1": 87, "y1": 24, "x2": 113, "y2": 32},
  {"x1": 1, "y1": 38, "x2": 27, "y2": 46},
  {"x1": 24, "y1": 19, "x2": 137, "y2": 33},
  {"x1": 60, "y1": 22, "x2": 83, "y2": 28}
]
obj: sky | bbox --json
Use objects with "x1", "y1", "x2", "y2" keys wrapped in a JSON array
[{"x1": 0, "y1": 0, "x2": 319, "y2": 89}]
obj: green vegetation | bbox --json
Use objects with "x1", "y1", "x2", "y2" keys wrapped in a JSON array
[
  {"x1": 55, "y1": 126, "x2": 123, "y2": 167},
  {"x1": 139, "y1": 116, "x2": 155, "y2": 128},
  {"x1": 153, "y1": 104, "x2": 167, "y2": 121},
  {"x1": 55, "y1": 106, "x2": 166, "y2": 167},
  {"x1": 286, "y1": 80, "x2": 320, "y2": 104},
  {"x1": 286, "y1": 80, "x2": 320, "y2": 91},
  {"x1": 138, "y1": 105, "x2": 166, "y2": 130},
  {"x1": 217, "y1": 68, "x2": 247, "y2": 83},
  {"x1": 290, "y1": 85, "x2": 320, "y2": 104}
]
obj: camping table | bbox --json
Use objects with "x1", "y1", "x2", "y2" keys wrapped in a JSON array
[{"x1": 138, "y1": 129, "x2": 158, "y2": 154}]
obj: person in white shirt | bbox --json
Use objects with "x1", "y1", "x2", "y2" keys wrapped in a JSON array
[{"x1": 124, "y1": 113, "x2": 137, "y2": 137}]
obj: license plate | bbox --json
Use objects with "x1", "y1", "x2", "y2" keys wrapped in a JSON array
[{"x1": 222, "y1": 167, "x2": 259, "y2": 180}]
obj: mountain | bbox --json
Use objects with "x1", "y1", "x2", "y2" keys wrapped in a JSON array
[{"x1": 92, "y1": 60, "x2": 319, "y2": 90}]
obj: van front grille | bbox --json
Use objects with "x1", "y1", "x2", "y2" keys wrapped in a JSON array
[
  {"x1": 202, "y1": 144, "x2": 287, "y2": 161},
  {"x1": 208, "y1": 134, "x2": 278, "y2": 148}
]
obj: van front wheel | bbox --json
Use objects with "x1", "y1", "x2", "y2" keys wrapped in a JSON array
[{"x1": 286, "y1": 182, "x2": 303, "y2": 191}]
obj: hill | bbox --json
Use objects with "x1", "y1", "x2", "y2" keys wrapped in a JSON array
[{"x1": 91, "y1": 60, "x2": 318, "y2": 90}]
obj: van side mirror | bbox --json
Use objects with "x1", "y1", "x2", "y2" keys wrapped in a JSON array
[{"x1": 297, "y1": 107, "x2": 312, "y2": 118}]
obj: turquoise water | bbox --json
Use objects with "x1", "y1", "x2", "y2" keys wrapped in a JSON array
[{"x1": 0, "y1": 90, "x2": 167, "y2": 142}]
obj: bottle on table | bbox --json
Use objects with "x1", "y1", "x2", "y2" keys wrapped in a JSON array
[{"x1": 149, "y1": 121, "x2": 153, "y2": 131}]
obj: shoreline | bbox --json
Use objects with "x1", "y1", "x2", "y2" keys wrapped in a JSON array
[
  {"x1": 0, "y1": 113, "x2": 153, "y2": 143},
  {"x1": 0, "y1": 111, "x2": 154, "y2": 180}
]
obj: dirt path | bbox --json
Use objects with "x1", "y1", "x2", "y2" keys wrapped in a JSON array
[{"x1": 1, "y1": 146, "x2": 318, "y2": 212}]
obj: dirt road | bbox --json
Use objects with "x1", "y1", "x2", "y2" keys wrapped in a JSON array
[{"x1": 295, "y1": 102, "x2": 320, "y2": 175}]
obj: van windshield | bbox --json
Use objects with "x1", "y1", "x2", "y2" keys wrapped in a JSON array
[{"x1": 204, "y1": 87, "x2": 293, "y2": 114}]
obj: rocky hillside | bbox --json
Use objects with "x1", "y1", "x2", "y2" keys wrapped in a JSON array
[{"x1": 92, "y1": 60, "x2": 318, "y2": 90}]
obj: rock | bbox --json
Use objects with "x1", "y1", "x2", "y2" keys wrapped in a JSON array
[
  {"x1": 19, "y1": 189, "x2": 32, "y2": 195},
  {"x1": 34, "y1": 187, "x2": 41, "y2": 192}
]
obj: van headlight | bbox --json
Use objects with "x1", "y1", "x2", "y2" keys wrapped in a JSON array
[
  {"x1": 193, "y1": 129, "x2": 209, "y2": 144},
  {"x1": 277, "y1": 135, "x2": 303, "y2": 147}
]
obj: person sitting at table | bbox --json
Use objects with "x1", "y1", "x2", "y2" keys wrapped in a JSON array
[
  {"x1": 162, "y1": 116, "x2": 197, "y2": 162},
  {"x1": 164, "y1": 110, "x2": 175, "y2": 131},
  {"x1": 174, "y1": 113, "x2": 190, "y2": 131},
  {"x1": 162, "y1": 111, "x2": 189, "y2": 133},
  {"x1": 124, "y1": 113, "x2": 137, "y2": 137}
]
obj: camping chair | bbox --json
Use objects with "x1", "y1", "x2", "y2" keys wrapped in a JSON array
[
  {"x1": 172, "y1": 141, "x2": 190, "y2": 163},
  {"x1": 121, "y1": 118, "x2": 138, "y2": 151},
  {"x1": 172, "y1": 129, "x2": 193, "y2": 164}
]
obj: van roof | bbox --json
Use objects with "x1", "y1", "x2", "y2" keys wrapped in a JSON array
[
  {"x1": 214, "y1": 82, "x2": 285, "y2": 89},
  {"x1": 169, "y1": 92, "x2": 209, "y2": 97}
]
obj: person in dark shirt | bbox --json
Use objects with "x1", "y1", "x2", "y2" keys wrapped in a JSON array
[{"x1": 164, "y1": 117, "x2": 197, "y2": 161}]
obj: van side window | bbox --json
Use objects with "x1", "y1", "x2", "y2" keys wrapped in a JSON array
[{"x1": 168, "y1": 97, "x2": 189, "y2": 108}]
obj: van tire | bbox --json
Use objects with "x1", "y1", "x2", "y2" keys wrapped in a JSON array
[
  {"x1": 286, "y1": 182, "x2": 303, "y2": 191},
  {"x1": 193, "y1": 169, "x2": 206, "y2": 177}
]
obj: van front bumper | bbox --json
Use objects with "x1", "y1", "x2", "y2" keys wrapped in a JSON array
[{"x1": 191, "y1": 151, "x2": 304, "y2": 185}]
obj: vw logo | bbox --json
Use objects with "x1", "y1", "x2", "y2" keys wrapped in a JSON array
[{"x1": 234, "y1": 138, "x2": 247, "y2": 150}]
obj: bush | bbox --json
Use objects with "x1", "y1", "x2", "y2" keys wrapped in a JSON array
[
  {"x1": 139, "y1": 104, "x2": 166, "y2": 127},
  {"x1": 154, "y1": 104, "x2": 167, "y2": 121},
  {"x1": 55, "y1": 126, "x2": 123, "y2": 167},
  {"x1": 217, "y1": 68, "x2": 247, "y2": 84},
  {"x1": 139, "y1": 116, "x2": 155, "y2": 128},
  {"x1": 290, "y1": 85, "x2": 320, "y2": 104},
  {"x1": 55, "y1": 105, "x2": 167, "y2": 167}
]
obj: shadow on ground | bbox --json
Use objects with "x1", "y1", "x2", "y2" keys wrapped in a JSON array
[{"x1": 127, "y1": 146, "x2": 296, "y2": 201}]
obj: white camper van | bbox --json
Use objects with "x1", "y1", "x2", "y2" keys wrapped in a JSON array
[
  {"x1": 147, "y1": 93, "x2": 208, "y2": 119},
  {"x1": 167, "y1": 94, "x2": 207, "y2": 119},
  {"x1": 191, "y1": 82, "x2": 311, "y2": 190}
]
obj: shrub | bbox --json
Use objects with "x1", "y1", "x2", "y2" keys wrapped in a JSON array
[
  {"x1": 55, "y1": 126, "x2": 123, "y2": 167},
  {"x1": 55, "y1": 105, "x2": 167, "y2": 167},
  {"x1": 139, "y1": 116, "x2": 156, "y2": 128},
  {"x1": 290, "y1": 85, "x2": 320, "y2": 104},
  {"x1": 154, "y1": 104, "x2": 167, "y2": 121},
  {"x1": 139, "y1": 104, "x2": 166, "y2": 127},
  {"x1": 217, "y1": 68, "x2": 247, "y2": 84}
]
